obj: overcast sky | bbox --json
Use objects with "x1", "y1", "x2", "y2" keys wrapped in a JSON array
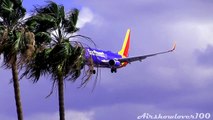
[{"x1": 1, "y1": 0, "x2": 213, "y2": 120}]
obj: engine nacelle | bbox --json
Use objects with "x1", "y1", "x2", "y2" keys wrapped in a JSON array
[{"x1": 109, "y1": 59, "x2": 121, "y2": 67}]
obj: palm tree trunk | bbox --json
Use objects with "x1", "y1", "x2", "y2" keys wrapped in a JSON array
[
  {"x1": 58, "y1": 73, "x2": 65, "y2": 120},
  {"x1": 12, "y1": 57, "x2": 23, "y2": 120}
]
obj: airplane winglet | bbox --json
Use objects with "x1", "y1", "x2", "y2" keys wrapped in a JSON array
[{"x1": 171, "y1": 42, "x2": 176, "y2": 52}]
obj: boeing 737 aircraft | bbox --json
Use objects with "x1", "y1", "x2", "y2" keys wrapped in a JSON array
[{"x1": 85, "y1": 29, "x2": 176, "y2": 74}]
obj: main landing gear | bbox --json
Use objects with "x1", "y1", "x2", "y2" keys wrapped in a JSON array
[
  {"x1": 90, "y1": 68, "x2": 117, "y2": 74},
  {"x1": 111, "y1": 68, "x2": 117, "y2": 73}
]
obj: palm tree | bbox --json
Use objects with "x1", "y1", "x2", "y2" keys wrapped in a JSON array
[
  {"x1": 23, "y1": 1, "x2": 93, "y2": 120},
  {"x1": 0, "y1": 0, "x2": 35, "y2": 120}
]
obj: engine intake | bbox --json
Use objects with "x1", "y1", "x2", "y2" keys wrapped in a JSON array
[{"x1": 109, "y1": 59, "x2": 121, "y2": 67}]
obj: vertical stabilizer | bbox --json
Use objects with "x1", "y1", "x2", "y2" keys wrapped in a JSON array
[{"x1": 118, "y1": 29, "x2": 131, "y2": 58}]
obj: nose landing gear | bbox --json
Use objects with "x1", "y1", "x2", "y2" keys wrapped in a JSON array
[{"x1": 90, "y1": 70, "x2": 96, "y2": 74}]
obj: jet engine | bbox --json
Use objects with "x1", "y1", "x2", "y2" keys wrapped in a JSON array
[{"x1": 109, "y1": 59, "x2": 121, "y2": 67}]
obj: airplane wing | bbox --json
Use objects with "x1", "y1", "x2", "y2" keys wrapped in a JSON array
[{"x1": 118, "y1": 43, "x2": 176, "y2": 63}]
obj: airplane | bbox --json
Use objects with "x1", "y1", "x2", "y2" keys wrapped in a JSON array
[{"x1": 84, "y1": 29, "x2": 176, "y2": 74}]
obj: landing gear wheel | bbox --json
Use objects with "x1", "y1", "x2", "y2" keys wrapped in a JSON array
[
  {"x1": 90, "y1": 70, "x2": 96, "y2": 74},
  {"x1": 93, "y1": 70, "x2": 96, "y2": 74},
  {"x1": 111, "y1": 68, "x2": 117, "y2": 73}
]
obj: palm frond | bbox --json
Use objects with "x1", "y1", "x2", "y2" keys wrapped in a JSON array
[
  {"x1": 35, "y1": 1, "x2": 58, "y2": 16},
  {"x1": 11, "y1": 5, "x2": 26, "y2": 22},
  {"x1": 48, "y1": 40, "x2": 72, "y2": 67},
  {"x1": 69, "y1": 8, "x2": 79, "y2": 27},
  {"x1": 26, "y1": 14, "x2": 57, "y2": 32},
  {"x1": 34, "y1": 1, "x2": 65, "y2": 25},
  {"x1": 35, "y1": 32, "x2": 51, "y2": 45},
  {"x1": 0, "y1": 0, "x2": 26, "y2": 27},
  {"x1": 63, "y1": 8, "x2": 79, "y2": 33},
  {"x1": 0, "y1": 0, "x2": 13, "y2": 13},
  {"x1": 22, "y1": 48, "x2": 51, "y2": 82}
]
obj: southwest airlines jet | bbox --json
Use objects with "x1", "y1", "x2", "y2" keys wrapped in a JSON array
[{"x1": 85, "y1": 29, "x2": 176, "y2": 74}]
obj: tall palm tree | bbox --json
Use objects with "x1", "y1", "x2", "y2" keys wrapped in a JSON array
[
  {"x1": 23, "y1": 1, "x2": 92, "y2": 120},
  {"x1": 0, "y1": 0, "x2": 35, "y2": 120}
]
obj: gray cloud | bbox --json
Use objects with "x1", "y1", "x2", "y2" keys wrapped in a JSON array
[{"x1": 196, "y1": 45, "x2": 213, "y2": 67}]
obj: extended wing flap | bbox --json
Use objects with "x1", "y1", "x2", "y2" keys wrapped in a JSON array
[{"x1": 118, "y1": 42, "x2": 176, "y2": 63}]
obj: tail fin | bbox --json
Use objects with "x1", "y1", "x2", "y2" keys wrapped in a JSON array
[{"x1": 118, "y1": 29, "x2": 131, "y2": 58}]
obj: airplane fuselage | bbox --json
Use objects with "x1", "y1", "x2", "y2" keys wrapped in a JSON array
[{"x1": 85, "y1": 47, "x2": 125, "y2": 69}]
